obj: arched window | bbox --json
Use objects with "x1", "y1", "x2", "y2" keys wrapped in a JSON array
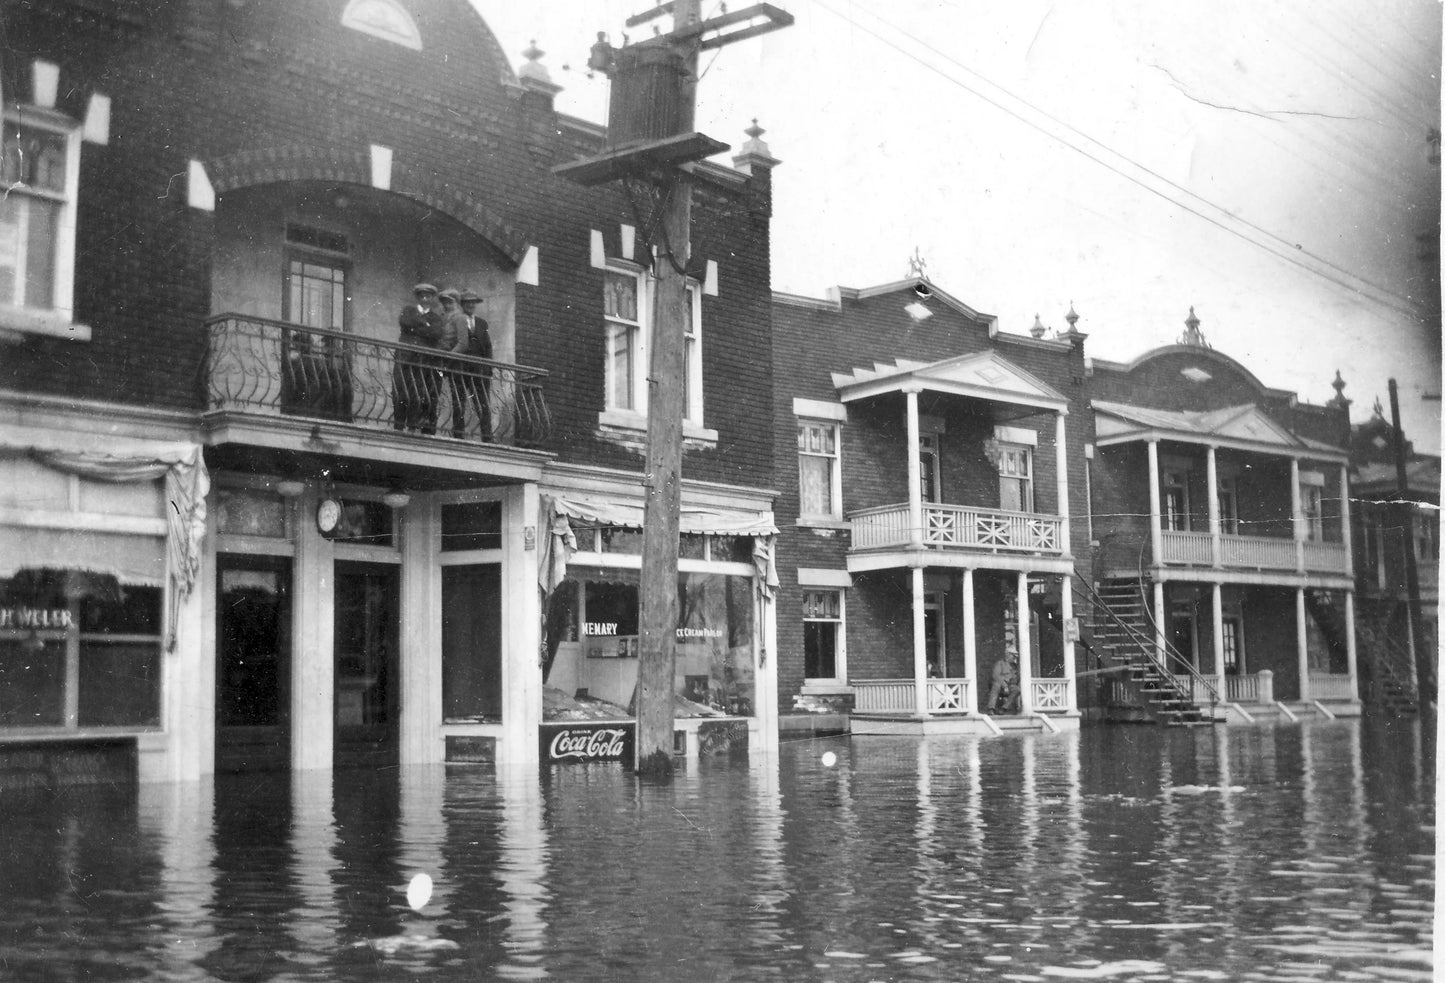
[{"x1": 341, "y1": 0, "x2": 423, "y2": 51}]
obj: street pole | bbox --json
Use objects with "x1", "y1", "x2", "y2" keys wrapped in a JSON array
[
  {"x1": 635, "y1": 0, "x2": 701, "y2": 778},
  {"x1": 1388, "y1": 378, "x2": 1435, "y2": 707}
]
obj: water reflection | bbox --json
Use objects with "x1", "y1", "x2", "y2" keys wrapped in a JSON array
[{"x1": 0, "y1": 718, "x2": 1432, "y2": 982}]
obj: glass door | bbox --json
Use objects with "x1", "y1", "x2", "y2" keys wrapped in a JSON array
[
  {"x1": 334, "y1": 562, "x2": 399, "y2": 769},
  {"x1": 216, "y1": 555, "x2": 292, "y2": 773}
]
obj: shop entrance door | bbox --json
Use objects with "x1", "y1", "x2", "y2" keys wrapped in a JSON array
[
  {"x1": 216, "y1": 555, "x2": 292, "y2": 773},
  {"x1": 333, "y1": 562, "x2": 399, "y2": 769},
  {"x1": 441, "y1": 564, "x2": 502, "y2": 721}
]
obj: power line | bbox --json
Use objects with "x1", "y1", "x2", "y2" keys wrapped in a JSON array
[{"x1": 805, "y1": 0, "x2": 1431, "y2": 320}]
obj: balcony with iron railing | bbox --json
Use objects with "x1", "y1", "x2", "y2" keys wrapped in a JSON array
[
  {"x1": 850, "y1": 502, "x2": 1065, "y2": 555},
  {"x1": 203, "y1": 314, "x2": 551, "y2": 445}
]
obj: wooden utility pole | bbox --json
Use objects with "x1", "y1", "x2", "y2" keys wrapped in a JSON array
[
  {"x1": 557, "y1": 1, "x2": 792, "y2": 778},
  {"x1": 1388, "y1": 379, "x2": 1436, "y2": 707},
  {"x1": 634, "y1": 0, "x2": 700, "y2": 779}
]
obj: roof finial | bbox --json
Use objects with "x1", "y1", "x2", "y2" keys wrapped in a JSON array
[
  {"x1": 1178, "y1": 305, "x2": 1209, "y2": 348},
  {"x1": 1030, "y1": 314, "x2": 1047, "y2": 339},
  {"x1": 1329, "y1": 369, "x2": 1350, "y2": 409},
  {"x1": 906, "y1": 246, "x2": 928, "y2": 281},
  {"x1": 1064, "y1": 302, "x2": 1080, "y2": 334},
  {"x1": 1372, "y1": 396, "x2": 1386, "y2": 420}
]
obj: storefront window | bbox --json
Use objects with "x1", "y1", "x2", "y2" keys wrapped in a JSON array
[
  {"x1": 442, "y1": 501, "x2": 501, "y2": 552},
  {"x1": 0, "y1": 572, "x2": 161, "y2": 730},
  {"x1": 216, "y1": 487, "x2": 289, "y2": 538},
  {"x1": 542, "y1": 566, "x2": 756, "y2": 719}
]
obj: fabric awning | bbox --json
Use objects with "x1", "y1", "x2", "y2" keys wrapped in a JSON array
[{"x1": 548, "y1": 495, "x2": 778, "y2": 536}]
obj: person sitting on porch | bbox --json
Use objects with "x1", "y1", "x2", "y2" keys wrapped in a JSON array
[{"x1": 986, "y1": 654, "x2": 1017, "y2": 714}]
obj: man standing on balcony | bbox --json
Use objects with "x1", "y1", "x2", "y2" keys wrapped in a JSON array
[
  {"x1": 457, "y1": 289, "x2": 492, "y2": 441},
  {"x1": 394, "y1": 283, "x2": 444, "y2": 433}
]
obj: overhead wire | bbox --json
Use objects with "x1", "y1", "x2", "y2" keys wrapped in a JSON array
[{"x1": 803, "y1": 0, "x2": 1431, "y2": 320}]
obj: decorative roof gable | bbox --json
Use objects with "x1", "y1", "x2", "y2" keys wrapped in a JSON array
[{"x1": 832, "y1": 351, "x2": 1068, "y2": 411}]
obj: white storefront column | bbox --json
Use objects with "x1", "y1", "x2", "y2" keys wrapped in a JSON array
[
  {"x1": 1147, "y1": 439, "x2": 1163, "y2": 567},
  {"x1": 1016, "y1": 572, "x2": 1033, "y2": 713},
  {"x1": 1206, "y1": 445, "x2": 1221, "y2": 567},
  {"x1": 755, "y1": 572, "x2": 780, "y2": 755},
  {"x1": 962, "y1": 568, "x2": 979, "y2": 713},
  {"x1": 501, "y1": 483, "x2": 542, "y2": 767},
  {"x1": 399, "y1": 495, "x2": 442, "y2": 765},
  {"x1": 1344, "y1": 590, "x2": 1359, "y2": 699},
  {"x1": 905, "y1": 389, "x2": 923, "y2": 549},
  {"x1": 291, "y1": 487, "x2": 335, "y2": 772},
  {"x1": 912, "y1": 565, "x2": 928, "y2": 716},
  {"x1": 158, "y1": 540, "x2": 208, "y2": 783},
  {"x1": 1296, "y1": 587, "x2": 1311, "y2": 702},
  {"x1": 1060, "y1": 574, "x2": 1077, "y2": 712},
  {"x1": 1055, "y1": 413, "x2": 1070, "y2": 553}
]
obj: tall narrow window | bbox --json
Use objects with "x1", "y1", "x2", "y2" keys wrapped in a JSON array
[
  {"x1": 0, "y1": 116, "x2": 78, "y2": 315},
  {"x1": 1217, "y1": 476, "x2": 1239, "y2": 534},
  {"x1": 798, "y1": 421, "x2": 841, "y2": 520},
  {"x1": 997, "y1": 443, "x2": 1033, "y2": 512},
  {"x1": 1302, "y1": 485, "x2": 1324, "y2": 541},
  {"x1": 919, "y1": 434, "x2": 941, "y2": 504},
  {"x1": 603, "y1": 269, "x2": 642, "y2": 411},
  {"x1": 281, "y1": 246, "x2": 351, "y2": 420},
  {"x1": 1163, "y1": 470, "x2": 1190, "y2": 531},
  {"x1": 1416, "y1": 511, "x2": 1439, "y2": 562},
  {"x1": 683, "y1": 282, "x2": 703, "y2": 425},
  {"x1": 1222, "y1": 617, "x2": 1243, "y2": 674},
  {"x1": 802, "y1": 589, "x2": 843, "y2": 681}
]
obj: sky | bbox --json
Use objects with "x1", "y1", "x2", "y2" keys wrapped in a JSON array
[{"x1": 470, "y1": 0, "x2": 1443, "y2": 453}]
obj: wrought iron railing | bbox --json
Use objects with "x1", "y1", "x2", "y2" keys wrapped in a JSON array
[
  {"x1": 204, "y1": 314, "x2": 551, "y2": 445},
  {"x1": 850, "y1": 503, "x2": 1064, "y2": 553}
]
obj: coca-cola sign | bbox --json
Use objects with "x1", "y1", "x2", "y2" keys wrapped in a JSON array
[{"x1": 541, "y1": 722, "x2": 635, "y2": 764}]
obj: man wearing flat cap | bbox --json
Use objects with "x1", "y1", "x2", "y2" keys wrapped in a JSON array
[{"x1": 395, "y1": 282, "x2": 444, "y2": 432}]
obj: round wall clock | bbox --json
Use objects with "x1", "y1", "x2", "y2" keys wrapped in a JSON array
[{"x1": 316, "y1": 498, "x2": 342, "y2": 535}]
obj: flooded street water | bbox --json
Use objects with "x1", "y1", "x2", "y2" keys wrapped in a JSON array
[{"x1": 1, "y1": 718, "x2": 1433, "y2": 982}]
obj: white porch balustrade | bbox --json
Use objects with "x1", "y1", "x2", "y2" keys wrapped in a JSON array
[
  {"x1": 1307, "y1": 673, "x2": 1357, "y2": 700},
  {"x1": 1030, "y1": 679, "x2": 1070, "y2": 712},
  {"x1": 851, "y1": 503, "x2": 1064, "y2": 554},
  {"x1": 851, "y1": 678, "x2": 974, "y2": 714},
  {"x1": 1158, "y1": 530, "x2": 1349, "y2": 575}
]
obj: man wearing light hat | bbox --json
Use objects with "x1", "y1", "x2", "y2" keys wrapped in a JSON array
[{"x1": 395, "y1": 282, "x2": 444, "y2": 432}]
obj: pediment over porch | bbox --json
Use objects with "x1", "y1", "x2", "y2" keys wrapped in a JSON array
[{"x1": 830, "y1": 351, "x2": 1069, "y2": 413}]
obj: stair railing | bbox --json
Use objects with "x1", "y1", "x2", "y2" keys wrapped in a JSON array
[{"x1": 1073, "y1": 572, "x2": 1223, "y2": 710}]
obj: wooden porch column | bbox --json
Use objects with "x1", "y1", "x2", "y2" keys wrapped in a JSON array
[
  {"x1": 1338, "y1": 464, "x2": 1353, "y2": 560},
  {"x1": 1296, "y1": 586, "x2": 1311, "y2": 701},
  {"x1": 905, "y1": 388, "x2": 923, "y2": 549},
  {"x1": 1343, "y1": 589, "x2": 1359, "y2": 698},
  {"x1": 1147, "y1": 439, "x2": 1163, "y2": 567},
  {"x1": 1211, "y1": 582, "x2": 1226, "y2": 680},
  {"x1": 962, "y1": 567, "x2": 979, "y2": 713},
  {"x1": 1206, "y1": 445, "x2": 1221, "y2": 567},
  {"x1": 1055, "y1": 412, "x2": 1070, "y2": 553},
  {"x1": 291, "y1": 488, "x2": 335, "y2": 772},
  {"x1": 1016, "y1": 572, "x2": 1034, "y2": 713},
  {"x1": 1290, "y1": 457, "x2": 1305, "y2": 573},
  {"x1": 1153, "y1": 579, "x2": 1167, "y2": 665},
  {"x1": 1060, "y1": 574, "x2": 1077, "y2": 712},
  {"x1": 912, "y1": 566, "x2": 928, "y2": 716}
]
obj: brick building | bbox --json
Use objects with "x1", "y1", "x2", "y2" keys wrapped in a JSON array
[
  {"x1": 0, "y1": 0, "x2": 780, "y2": 782},
  {"x1": 771, "y1": 280, "x2": 1093, "y2": 734},
  {"x1": 1349, "y1": 402, "x2": 1438, "y2": 711},
  {"x1": 1086, "y1": 311, "x2": 1359, "y2": 717}
]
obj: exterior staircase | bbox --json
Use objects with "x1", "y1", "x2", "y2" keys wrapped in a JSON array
[
  {"x1": 1077, "y1": 578, "x2": 1222, "y2": 726},
  {"x1": 1355, "y1": 600, "x2": 1420, "y2": 714}
]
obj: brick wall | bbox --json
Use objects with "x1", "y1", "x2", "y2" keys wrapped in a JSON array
[{"x1": 1, "y1": 0, "x2": 775, "y2": 490}]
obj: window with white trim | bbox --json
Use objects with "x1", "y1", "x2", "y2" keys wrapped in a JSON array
[
  {"x1": 683, "y1": 281, "x2": 703, "y2": 425},
  {"x1": 1301, "y1": 484, "x2": 1324, "y2": 541},
  {"x1": 603, "y1": 267, "x2": 644, "y2": 412},
  {"x1": 802, "y1": 588, "x2": 844, "y2": 681},
  {"x1": 997, "y1": 443, "x2": 1033, "y2": 513},
  {"x1": 798, "y1": 421, "x2": 841, "y2": 520},
  {"x1": 1222, "y1": 616, "x2": 1244, "y2": 674},
  {"x1": 0, "y1": 112, "x2": 80, "y2": 318}
]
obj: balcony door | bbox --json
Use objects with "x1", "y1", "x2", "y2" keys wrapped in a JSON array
[
  {"x1": 334, "y1": 562, "x2": 399, "y2": 769},
  {"x1": 281, "y1": 232, "x2": 352, "y2": 420}
]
